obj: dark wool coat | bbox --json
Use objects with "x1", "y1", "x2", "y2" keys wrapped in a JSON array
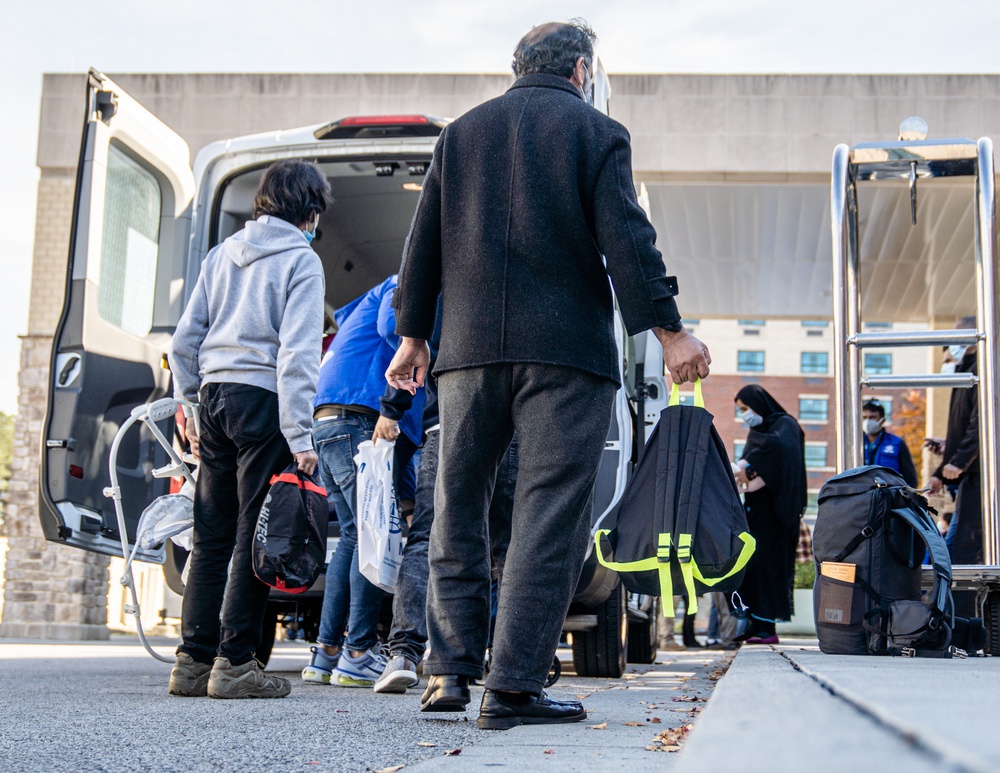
[{"x1": 393, "y1": 73, "x2": 682, "y2": 385}]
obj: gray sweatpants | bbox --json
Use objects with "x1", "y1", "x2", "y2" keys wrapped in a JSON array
[{"x1": 425, "y1": 363, "x2": 616, "y2": 693}]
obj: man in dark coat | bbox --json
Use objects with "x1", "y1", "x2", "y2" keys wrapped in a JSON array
[{"x1": 386, "y1": 20, "x2": 710, "y2": 730}]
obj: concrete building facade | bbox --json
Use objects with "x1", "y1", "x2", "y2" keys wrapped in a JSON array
[{"x1": 2, "y1": 71, "x2": 993, "y2": 638}]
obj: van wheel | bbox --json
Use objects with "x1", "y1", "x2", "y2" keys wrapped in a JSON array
[
  {"x1": 627, "y1": 595, "x2": 659, "y2": 664},
  {"x1": 985, "y1": 592, "x2": 1000, "y2": 657},
  {"x1": 572, "y1": 581, "x2": 627, "y2": 678},
  {"x1": 256, "y1": 606, "x2": 279, "y2": 668}
]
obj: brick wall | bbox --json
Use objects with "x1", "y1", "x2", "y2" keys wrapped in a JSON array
[{"x1": 0, "y1": 170, "x2": 110, "y2": 640}]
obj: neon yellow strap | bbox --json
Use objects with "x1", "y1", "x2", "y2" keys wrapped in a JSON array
[
  {"x1": 689, "y1": 532, "x2": 757, "y2": 587},
  {"x1": 594, "y1": 530, "x2": 675, "y2": 618},
  {"x1": 677, "y1": 534, "x2": 699, "y2": 616},
  {"x1": 668, "y1": 379, "x2": 705, "y2": 408},
  {"x1": 593, "y1": 528, "x2": 756, "y2": 619}
]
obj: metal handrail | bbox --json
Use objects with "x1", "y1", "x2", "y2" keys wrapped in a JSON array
[
  {"x1": 860, "y1": 373, "x2": 978, "y2": 389},
  {"x1": 831, "y1": 133, "x2": 1000, "y2": 568},
  {"x1": 849, "y1": 330, "x2": 982, "y2": 348}
]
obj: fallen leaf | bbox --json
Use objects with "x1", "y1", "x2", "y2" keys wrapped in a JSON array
[
  {"x1": 576, "y1": 694, "x2": 591, "y2": 700},
  {"x1": 624, "y1": 722, "x2": 644, "y2": 726},
  {"x1": 444, "y1": 749, "x2": 462, "y2": 757},
  {"x1": 543, "y1": 750, "x2": 555, "y2": 755},
  {"x1": 377, "y1": 767, "x2": 405, "y2": 773},
  {"x1": 647, "y1": 704, "x2": 658, "y2": 709},
  {"x1": 416, "y1": 742, "x2": 437, "y2": 748},
  {"x1": 586, "y1": 722, "x2": 607, "y2": 730},
  {"x1": 652, "y1": 717, "x2": 662, "y2": 724},
  {"x1": 662, "y1": 745, "x2": 682, "y2": 752}
]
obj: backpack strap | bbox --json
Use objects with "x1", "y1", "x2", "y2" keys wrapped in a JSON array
[
  {"x1": 594, "y1": 530, "x2": 676, "y2": 617},
  {"x1": 833, "y1": 518, "x2": 882, "y2": 563},
  {"x1": 890, "y1": 507, "x2": 953, "y2": 620},
  {"x1": 688, "y1": 531, "x2": 757, "y2": 587}
]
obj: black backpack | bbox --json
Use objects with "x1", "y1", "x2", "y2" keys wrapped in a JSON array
[
  {"x1": 813, "y1": 465, "x2": 964, "y2": 657},
  {"x1": 595, "y1": 384, "x2": 756, "y2": 618},
  {"x1": 252, "y1": 464, "x2": 329, "y2": 594}
]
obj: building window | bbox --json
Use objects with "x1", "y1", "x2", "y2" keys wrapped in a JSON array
[
  {"x1": 738, "y1": 351, "x2": 765, "y2": 372},
  {"x1": 734, "y1": 440, "x2": 746, "y2": 460},
  {"x1": 866, "y1": 322, "x2": 893, "y2": 329},
  {"x1": 97, "y1": 141, "x2": 162, "y2": 337},
  {"x1": 801, "y1": 320, "x2": 829, "y2": 328},
  {"x1": 864, "y1": 353, "x2": 893, "y2": 375},
  {"x1": 739, "y1": 320, "x2": 766, "y2": 327},
  {"x1": 682, "y1": 319, "x2": 700, "y2": 327},
  {"x1": 800, "y1": 352, "x2": 829, "y2": 374},
  {"x1": 743, "y1": 328, "x2": 761, "y2": 336},
  {"x1": 806, "y1": 491, "x2": 820, "y2": 515},
  {"x1": 805, "y1": 444, "x2": 828, "y2": 469},
  {"x1": 799, "y1": 397, "x2": 829, "y2": 422}
]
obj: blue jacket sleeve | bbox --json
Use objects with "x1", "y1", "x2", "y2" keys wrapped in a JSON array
[{"x1": 377, "y1": 286, "x2": 399, "y2": 349}]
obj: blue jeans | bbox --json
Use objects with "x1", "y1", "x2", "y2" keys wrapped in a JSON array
[{"x1": 314, "y1": 415, "x2": 383, "y2": 652}]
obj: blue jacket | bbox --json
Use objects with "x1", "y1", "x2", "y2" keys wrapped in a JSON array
[
  {"x1": 863, "y1": 430, "x2": 918, "y2": 487},
  {"x1": 315, "y1": 276, "x2": 425, "y2": 445}
]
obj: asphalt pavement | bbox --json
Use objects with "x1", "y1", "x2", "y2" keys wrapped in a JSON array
[{"x1": 0, "y1": 638, "x2": 727, "y2": 772}]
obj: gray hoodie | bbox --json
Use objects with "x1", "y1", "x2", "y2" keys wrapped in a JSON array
[{"x1": 169, "y1": 216, "x2": 324, "y2": 454}]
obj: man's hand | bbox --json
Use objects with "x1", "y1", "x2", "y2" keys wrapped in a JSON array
[
  {"x1": 185, "y1": 417, "x2": 200, "y2": 461},
  {"x1": 654, "y1": 327, "x2": 712, "y2": 384},
  {"x1": 373, "y1": 416, "x2": 401, "y2": 445},
  {"x1": 294, "y1": 450, "x2": 319, "y2": 477},
  {"x1": 928, "y1": 475, "x2": 943, "y2": 494},
  {"x1": 924, "y1": 437, "x2": 945, "y2": 455},
  {"x1": 386, "y1": 337, "x2": 431, "y2": 395},
  {"x1": 942, "y1": 463, "x2": 963, "y2": 481}
]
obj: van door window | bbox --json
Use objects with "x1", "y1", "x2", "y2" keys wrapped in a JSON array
[{"x1": 97, "y1": 141, "x2": 162, "y2": 337}]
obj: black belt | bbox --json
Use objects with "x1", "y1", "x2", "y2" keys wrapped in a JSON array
[{"x1": 314, "y1": 404, "x2": 379, "y2": 420}]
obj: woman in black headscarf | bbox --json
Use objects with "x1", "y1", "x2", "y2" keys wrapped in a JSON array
[{"x1": 732, "y1": 385, "x2": 807, "y2": 644}]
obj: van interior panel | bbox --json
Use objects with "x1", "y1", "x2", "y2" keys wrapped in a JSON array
[{"x1": 214, "y1": 159, "x2": 427, "y2": 313}]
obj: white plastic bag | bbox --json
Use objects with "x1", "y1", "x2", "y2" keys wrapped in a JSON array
[
  {"x1": 355, "y1": 439, "x2": 403, "y2": 592},
  {"x1": 136, "y1": 473, "x2": 196, "y2": 552}
]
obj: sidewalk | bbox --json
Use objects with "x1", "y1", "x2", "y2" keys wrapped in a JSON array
[{"x1": 677, "y1": 638, "x2": 1000, "y2": 773}]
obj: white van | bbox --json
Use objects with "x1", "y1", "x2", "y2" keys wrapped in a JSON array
[{"x1": 40, "y1": 68, "x2": 669, "y2": 674}]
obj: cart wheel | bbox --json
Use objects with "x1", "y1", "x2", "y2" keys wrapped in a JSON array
[{"x1": 985, "y1": 591, "x2": 1000, "y2": 657}]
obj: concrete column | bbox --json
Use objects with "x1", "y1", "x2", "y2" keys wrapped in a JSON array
[{"x1": 0, "y1": 170, "x2": 110, "y2": 640}]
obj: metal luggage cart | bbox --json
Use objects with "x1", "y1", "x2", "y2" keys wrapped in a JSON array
[
  {"x1": 102, "y1": 397, "x2": 199, "y2": 663},
  {"x1": 831, "y1": 119, "x2": 1000, "y2": 654}
]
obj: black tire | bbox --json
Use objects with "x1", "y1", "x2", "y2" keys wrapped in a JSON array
[
  {"x1": 986, "y1": 591, "x2": 1000, "y2": 657},
  {"x1": 256, "y1": 606, "x2": 279, "y2": 668},
  {"x1": 572, "y1": 581, "x2": 627, "y2": 678},
  {"x1": 627, "y1": 595, "x2": 659, "y2": 664}
]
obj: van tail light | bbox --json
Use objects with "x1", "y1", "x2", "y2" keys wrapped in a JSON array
[{"x1": 339, "y1": 115, "x2": 429, "y2": 126}]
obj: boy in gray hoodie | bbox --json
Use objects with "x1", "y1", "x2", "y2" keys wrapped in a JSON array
[{"x1": 167, "y1": 160, "x2": 330, "y2": 699}]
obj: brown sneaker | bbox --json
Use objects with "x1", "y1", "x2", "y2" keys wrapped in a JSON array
[
  {"x1": 168, "y1": 652, "x2": 212, "y2": 697},
  {"x1": 208, "y1": 657, "x2": 291, "y2": 699}
]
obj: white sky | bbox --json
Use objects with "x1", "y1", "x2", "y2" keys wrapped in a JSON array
[{"x1": 0, "y1": 0, "x2": 999, "y2": 414}]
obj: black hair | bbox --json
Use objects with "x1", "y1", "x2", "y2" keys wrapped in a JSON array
[
  {"x1": 862, "y1": 399, "x2": 885, "y2": 419},
  {"x1": 512, "y1": 19, "x2": 597, "y2": 78},
  {"x1": 252, "y1": 160, "x2": 332, "y2": 225}
]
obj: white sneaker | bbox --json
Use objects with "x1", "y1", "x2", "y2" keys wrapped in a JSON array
[
  {"x1": 373, "y1": 656, "x2": 419, "y2": 694},
  {"x1": 333, "y1": 647, "x2": 387, "y2": 687},
  {"x1": 301, "y1": 646, "x2": 340, "y2": 684}
]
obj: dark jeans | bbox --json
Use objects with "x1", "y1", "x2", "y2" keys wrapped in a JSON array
[
  {"x1": 177, "y1": 383, "x2": 292, "y2": 666},
  {"x1": 950, "y1": 472, "x2": 983, "y2": 618},
  {"x1": 426, "y1": 364, "x2": 616, "y2": 693},
  {"x1": 387, "y1": 430, "x2": 518, "y2": 664}
]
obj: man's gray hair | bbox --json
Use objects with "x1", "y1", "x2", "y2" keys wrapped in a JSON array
[
  {"x1": 512, "y1": 19, "x2": 597, "y2": 78},
  {"x1": 957, "y1": 315, "x2": 978, "y2": 329}
]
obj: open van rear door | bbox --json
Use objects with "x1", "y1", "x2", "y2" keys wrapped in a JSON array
[{"x1": 40, "y1": 69, "x2": 194, "y2": 561}]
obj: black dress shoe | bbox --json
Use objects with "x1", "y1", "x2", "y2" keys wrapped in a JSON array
[
  {"x1": 477, "y1": 689, "x2": 587, "y2": 730},
  {"x1": 419, "y1": 675, "x2": 471, "y2": 712}
]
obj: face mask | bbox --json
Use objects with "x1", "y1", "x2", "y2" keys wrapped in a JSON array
[
  {"x1": 948, "y1": 344, "x2": 968, "y2": 361},
  {"x1": 581, "y1": 63, "x2": 594, "y2": 106},
  {"x1": 303, "y1": 216, "x2": 318, "y2": 244},
  {"x1": 740, "y1": 408, "x2": 763, "y2": 429},
  {"x1": 863, "y1": 419, "x2": 882, "y2": 435},
  {"x1": 940, "y1": 361, "x2": 957, "y2": 375}
]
